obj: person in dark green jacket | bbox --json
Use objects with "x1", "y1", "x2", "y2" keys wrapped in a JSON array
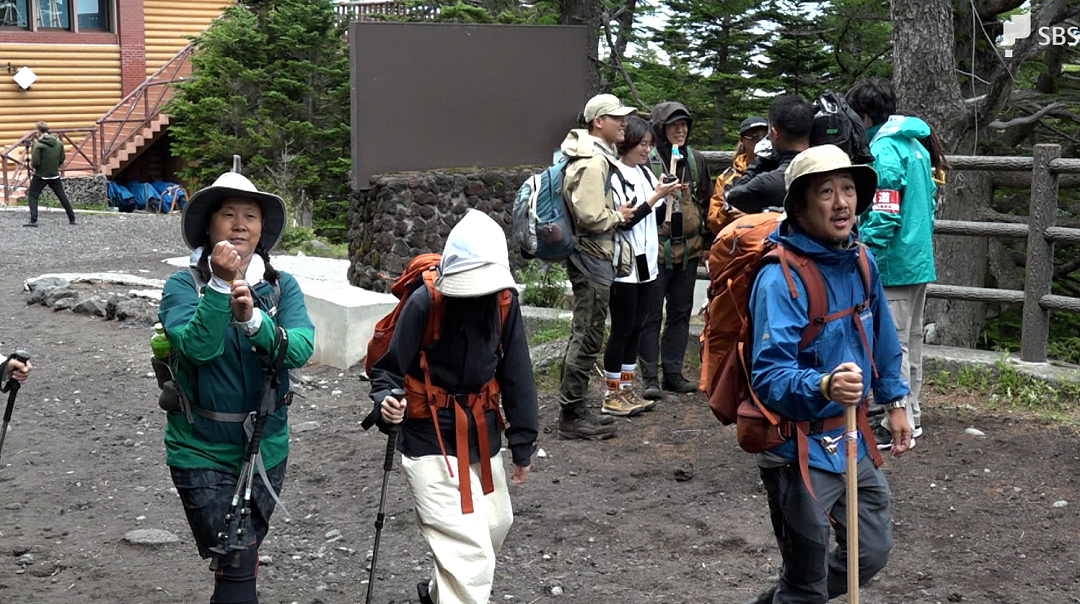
[
  {"x1": 158, "y1": 162, "x2": 314, "y2": 604},
  {"x1": 25, "y1": 122, "x2": 76, "y2": 227},
  {"x1": 847, "y1": 78, "x2": 937, "y2": 449}
]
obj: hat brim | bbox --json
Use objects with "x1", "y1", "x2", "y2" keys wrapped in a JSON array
[
  {"x1": 606, "y1": 106, "x2": 636, "y2": 117},
  {"x1": 434, "y1": 264, "x2": 518, "y2": 298},
  {"x1": 664, "y1": 110, "x2": 692, "y2": 125},
  {"x1": 182, "y1": 186, "x2": 288, "y2": 251},
  {"x1": 783, "y1": 164, "x2": 878, "y2": 217},
  {"x1": 739, "y1": 121, "x2": 768, "y2": 135}
]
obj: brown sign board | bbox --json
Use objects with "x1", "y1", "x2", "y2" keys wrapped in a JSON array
[{"x1": 349, "y1": 22, "x2": 588, "y2": 189}]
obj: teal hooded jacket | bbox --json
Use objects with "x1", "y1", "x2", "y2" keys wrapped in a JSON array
[{"x1": 858, "y1": 116, "x2": 937, "y2": 287}]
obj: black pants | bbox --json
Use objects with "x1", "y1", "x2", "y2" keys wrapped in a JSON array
[
  {"x1": 759, "y1": 456, "x2": 893, "y2": 603},
  {"x1": 637, "y1": 257, "x2": 698, "y2": 381},
  {"x1": 603, "y1": 280, "x2": 656, "y2": 373},
  {"x1": 171, "y1": 460, "x2": 287, "y2": 604},
  {"x1": 27, "y1": 176, "x2": 76, "y2": 223}
]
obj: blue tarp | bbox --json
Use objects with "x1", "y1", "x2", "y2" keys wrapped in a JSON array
[
  {"x1": 107, "y1": 181, "x2": 136, "y2": 212},
  {"x1": 151, "y1": 181, "x2": 187, "y2": 213},
  {"x1": 125, "y1": 181, "x2": 159, "y2": 211}
]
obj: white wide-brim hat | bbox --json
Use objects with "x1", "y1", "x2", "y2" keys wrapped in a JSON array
[
  {"x1": 182, "y1": 161, "x2": 287, "y2": 251},
  {"x1": 434, "y1": 209, "x2": 518, "y2": 298}
]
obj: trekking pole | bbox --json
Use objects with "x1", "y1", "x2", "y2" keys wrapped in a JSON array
[
  {"x1": 0, "y1": 350, "x2": 31, "y2": 463},
  {"x1": 845, "y1": 404, "x2": 859, "y2": 604},
  {"x1": 360, "y1": 387, "x2": 405, "y2": 604}
]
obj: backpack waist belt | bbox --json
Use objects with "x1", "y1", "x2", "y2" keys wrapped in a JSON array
[
  {"x1": 189, "y1": 392, "x2": 293, "y2": 423},
  {"x1": 404, "y1": 360, "x2": 505, "y2": 515}
]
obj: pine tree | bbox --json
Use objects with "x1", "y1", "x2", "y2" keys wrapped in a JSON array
[{"x1": 168, "y1": 0, "x2": 351, "y2": 239}]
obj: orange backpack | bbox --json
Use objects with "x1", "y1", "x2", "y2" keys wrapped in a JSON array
[
  {"x1": 701, "y1": 216, "x2": 884, "y2": 488},
  {"x1": 366, "y1": 254, "x2": 512, "y2": 514}
]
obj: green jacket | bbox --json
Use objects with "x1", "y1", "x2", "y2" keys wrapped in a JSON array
[
  {"x1": 31, "y1": 134, "x2": 65, "y2": 178},
  {"x1": 158, "y1": 270, "x2": 315, "y2": 472},
  {"x1": 859, "y1": 116, "x2": 937, "y2": 287}
]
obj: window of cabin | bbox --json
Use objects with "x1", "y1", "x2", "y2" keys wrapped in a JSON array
[
  {"x1": 0, "y1": 0, "x2": 31, "y2": 28},
  {"x1": 0, "y1": 0, "x2": 112, "y2": 31}
]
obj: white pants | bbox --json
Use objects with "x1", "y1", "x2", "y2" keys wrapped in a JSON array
[
  {"x1": 881, "y1": 282, "x2": 926, "y2": 431},
  {"x1": 402, "y1": 452, "x2": 514, "y2": 604}
]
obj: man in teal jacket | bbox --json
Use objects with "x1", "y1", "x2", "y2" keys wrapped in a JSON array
[{"x1": 847, "y1": 78, "x2": 936, "y2": 447}]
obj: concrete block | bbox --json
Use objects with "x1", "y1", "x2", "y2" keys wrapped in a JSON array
[{"x1": 299, "y1": 279, "x2": 397, "y2": 370}]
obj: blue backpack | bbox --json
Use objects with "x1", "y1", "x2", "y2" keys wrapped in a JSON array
[{"x1": 512, "y1": 160, "x2": 575, "y2": 261}]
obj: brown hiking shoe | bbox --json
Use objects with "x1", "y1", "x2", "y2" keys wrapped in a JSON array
[
  {"x1": 618, "y1": 387, "x2": 656, "y2": 412},
  {"x1": 559, "y1": 405, "x2": 617, "y2": 440}
]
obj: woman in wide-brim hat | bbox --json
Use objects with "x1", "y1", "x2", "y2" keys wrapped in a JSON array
[
  {"x1": 371, "y1": 209, "x2": 538, "y2": 604},
  {"x1": 157, "y1": 159, "x2": 315, "y2": 603}
]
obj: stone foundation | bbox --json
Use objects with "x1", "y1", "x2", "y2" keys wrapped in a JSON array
[
  {"x1": 347, "y1": 167, "x2": 537, "y2": 291},
  {"x1": 31, "y1": 174, "x2": 108, "y2": 206}
]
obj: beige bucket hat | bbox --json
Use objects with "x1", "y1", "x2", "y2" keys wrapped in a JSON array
[
  {"x1": 783, "y1": 144, "x2": 878, "y2": 216},
  {"x1": 182, "y1": 156, "x2": 287, "y2": 251}
]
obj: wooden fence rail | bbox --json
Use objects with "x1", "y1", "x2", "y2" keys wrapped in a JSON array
[{"x1": 696, "y1": 144, "x2": 1080, "y2": 363}]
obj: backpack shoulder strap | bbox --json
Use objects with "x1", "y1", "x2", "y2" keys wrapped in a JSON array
[
  {"x1": 497, "y1": 289, "x2": 512, "y2": 328},
  {"x1": 647, "y1": 148, "x2": 664, "y2": 177},
  {"x1": 421, "y1": 268, "x2": 443, "y2": 346},
  {"x1": 685, "y1": 147, "x2": 699, "y2": 195},
  {"x1": 763, "y1": 246, "x2": 829, "y2": 350},
  {"x1": 856, "y1": 245, "x2": 872, "y2": 303}
]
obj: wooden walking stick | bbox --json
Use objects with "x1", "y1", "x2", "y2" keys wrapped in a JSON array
[{"x1": 845, "y1": 403, "x2": 859, "y2": 603}]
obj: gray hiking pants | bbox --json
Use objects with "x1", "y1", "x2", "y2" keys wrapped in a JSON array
[
  {"x1": 881, "y1": 282, "x2": 927, "y2": 431},
  {"x1": 759, "y1": 456, "x2": 893, "y2": 603}
]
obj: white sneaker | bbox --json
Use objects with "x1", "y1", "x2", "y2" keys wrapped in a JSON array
[{"x1": 912, "y1": 425, "x2": 923, "y2": 439}]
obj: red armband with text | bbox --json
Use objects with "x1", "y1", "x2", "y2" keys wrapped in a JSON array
[{"x1": 872, "y1": 190, "x2": 901, "y2": 214}]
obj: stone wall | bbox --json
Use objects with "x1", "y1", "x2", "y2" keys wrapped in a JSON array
[
  {"x1": 348, "y1": 167, "x2": 538, "y2": 291},
  {"x1": 33, "y1": 174, "x2": 108, "y2": 206}
]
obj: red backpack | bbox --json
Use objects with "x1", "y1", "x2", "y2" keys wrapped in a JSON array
[
  {"x1": 703, "y1": 222, "x2": 884, "y2": 488},
  {"x1": 365, "y1": 254, "x2": 512, "y2": 514}
]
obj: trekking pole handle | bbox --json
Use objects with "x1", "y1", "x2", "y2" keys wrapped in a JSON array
[
  {"x1": 381, "y1": 389, "x2": 405, "y2": 471},
  {"x1": 3, "y1": 351, "x2": 31, "y2": 421}
]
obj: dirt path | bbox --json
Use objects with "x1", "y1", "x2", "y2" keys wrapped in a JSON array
[{"x1": 1, "y1": 209, "x2": 1078, "y2": 604}]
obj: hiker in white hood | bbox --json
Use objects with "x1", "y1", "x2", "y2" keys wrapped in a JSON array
[{"x1": 371, "y1": 210, "x2": 538, "y2": 604}]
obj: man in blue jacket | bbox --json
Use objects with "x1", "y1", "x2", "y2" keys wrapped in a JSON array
[
  {"x1": 847, "y1": 78, "x2": 937, "y2": 447},
  {"x1": 745, "y1": 145, "x2": 912, "y2": 604}
]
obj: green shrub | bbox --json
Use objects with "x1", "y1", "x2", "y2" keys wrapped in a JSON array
[{"x1": 516, "y1": 260, "x2": 568, "y2": 309}]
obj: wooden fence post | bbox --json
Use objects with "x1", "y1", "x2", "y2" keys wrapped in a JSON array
[{"x1": 1021, "y1": 144, "x2": 1060, "y2": 362}]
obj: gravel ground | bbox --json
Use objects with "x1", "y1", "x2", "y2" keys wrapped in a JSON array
[{"x1": 2, "y1": 206, "x2": 1080, "y2": 604}]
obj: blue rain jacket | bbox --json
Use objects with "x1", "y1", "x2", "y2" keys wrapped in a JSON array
[{"x1": 749, "y1": 227, "x2": 909, "y2": 473}]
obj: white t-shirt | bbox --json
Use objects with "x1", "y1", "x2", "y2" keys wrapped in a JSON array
[{"x1": 610, "y1": 161, "x2": 661, "y2": 284}]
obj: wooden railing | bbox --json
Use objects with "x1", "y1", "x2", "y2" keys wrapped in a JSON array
[
  {"x1": 697, "y1": 144, "x2": 1080, "y2": 363},
  {"x1": 1, "y1": 127, "x2": 97, "y2": 204},
  {"x1": 94, "y1": 43, "x2": 193, "y2": 167},
  {"x1": 333, "y1": 0, "x2": 439, "y2": 20},
  {"x1": 0, "y1": 44, "x2": 192, "y2": 204}
]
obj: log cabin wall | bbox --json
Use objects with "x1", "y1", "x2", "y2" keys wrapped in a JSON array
[{"x1": 0, "y1": 0, "x2": 232, "y2": 150}]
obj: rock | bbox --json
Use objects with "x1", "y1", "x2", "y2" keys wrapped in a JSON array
[
  {"x1": 26, "y1": 277, "x2": 69, "y2": 293},
  {"x1": 259, "y1": 555, "x2": 273, "y2": 566},
  {"x1": 123, "y1": 529, "x2": 180, "y2": 545},
  {"x1": 948, "y1": 593, "x2": 963, "y2": 602},
  {"x1": 529, "y1": 341, "x2": 567, "y2": 373},
  {"x1": 325, "y1": 529, "x2": 342, "y2": 540},
  {"x1": 54, "y1": 297, "x2": 76, "y2": 311},
  {"x1": 551, "y1": 585, "x2": 564, "y2": 596},
  {"x1": 10, "y1": 545, "x2": 31, "y2": 556},
  {"x1": 5, "y1": 502, "x2": 22, "y2": 510},
  {"x1": 17, "y1": 553, "x2": 34, "y2": 565},
  {"x1": 309, "y1": 240, "x2": 331, "y2": 252},
  {"x1": 331, "y1": 390, "x2": 342, "y2": 396},
  {"x1": 674, "y1": 464, "x2": 695, "y2": 482},
  {"x1": 1052, "y1": 500, "x2": 1068, "y2": 508},
  {"x1": 115, "y1": 299, "x2": 156, "y2": 325},
  {"x1": 43, "y1": 286, "x2": 77, "y2": 307},
  {"x1": 536, "y1": 448, "x2": 548, "y2": 459},
  {"x1": 964, "y1": 428, "x2": 986, "y2": 437},
  {"x1": 292, "y1": 421, "x2": 320, "y2": 433},
  {"x1": 72, "y1": 296, "x2": 109, "y2": 318}
]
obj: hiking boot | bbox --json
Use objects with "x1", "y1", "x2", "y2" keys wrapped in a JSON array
[
  {"x1": 741, "y1": 584, "x2": 776, "y2": 604},
  {"x1": 662, "y1": 373, "x2": 698, "y2": 393},
  {"x1": 619, "y1": 369, "x2": 656, "y2": 412},
  {"x1": 602, "y1": 393, "x2": 647, "y2": 417},
  {"x1": 69, "y1": 219, "x2": 77, "y2": 225},
  {"x1": 602, "y1": 378, "x2": 646, "y2": 417},
  {"x1": 559, "y1": 405, "x2": 617, "y2": 440},
  {"x1": 642, "y1": 378, "x2": 663, "y2": 401},
  {"x1": 417, "y1": 580, "x2": 434, "y2": 604},
  {"x1": 23, "y1": 221, "x2": 37, "y2": 228}
]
